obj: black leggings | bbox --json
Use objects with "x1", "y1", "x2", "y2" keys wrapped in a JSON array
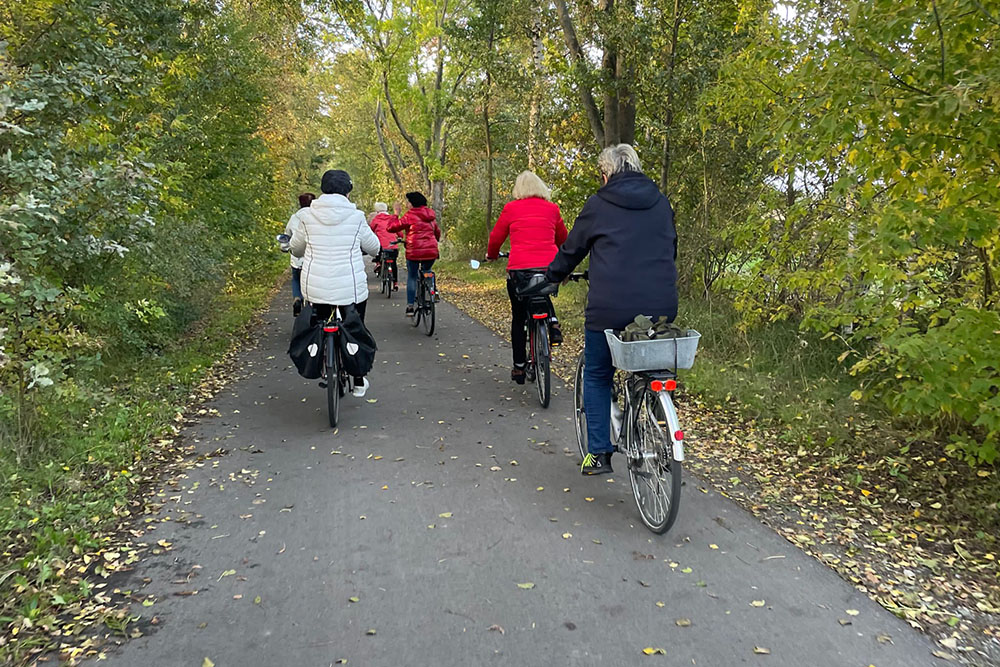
[{"x1": 311, "y1": 301, "x2": 367, "y2": 383}]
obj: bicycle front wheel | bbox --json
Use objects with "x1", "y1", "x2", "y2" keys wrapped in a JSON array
[
  {"x1": 627, "y1": 390, "x2": 681, "y2": 534},
  {"x1": 533, "y1": 321, "x2": 550, "y2": 408},
  {"x1": 326, "y1": 336, "x2": 341, "y2": 428}
]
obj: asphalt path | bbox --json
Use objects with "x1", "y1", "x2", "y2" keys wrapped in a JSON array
[{"x1": 104, "y1": 276, "x2": 939, "y2": 667}]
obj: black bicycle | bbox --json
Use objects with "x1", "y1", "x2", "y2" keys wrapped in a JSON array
[
  {"x1": 411, "y1": 267, "x2": 436, "y2": 337},
  {"x1": 514, "y1": 271, "x2": 559, "y2": 408},
  {"x1": 377, "y1": 243, "x2": 400, "y2": 298},
  {"x1": 317, "y1": 308, "x2": 351, "y2": 428}
]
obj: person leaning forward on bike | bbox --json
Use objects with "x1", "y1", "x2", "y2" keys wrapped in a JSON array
[
  {"x1": 544, "y1": 144, "x2": 678, "y2": 475},
  {"x1": 369, "y1": 202, "x2": 400, "y2": 291},
  {"x1": 289, "y1": 169, "x2": 381, "y2": 398},
  {"x1": 486, "y1": 170, "x2": 568, "y2": 385}
]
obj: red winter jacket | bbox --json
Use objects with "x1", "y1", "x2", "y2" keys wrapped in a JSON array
[
  {"x1": 388, "y1": 206, "x2": 441, "y2": 261},
  {"x1": 369, "y1": 212, "x2": 400, "y2": 249},
  {"x1": 487, "y1": 197, "x2": 568, "y2": 270}
]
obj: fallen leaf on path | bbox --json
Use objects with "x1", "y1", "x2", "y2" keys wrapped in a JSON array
[
  {"x1": 838, "y1": 619, "x2": 852, "y2": 626},
  {"x1": 845, "y1": 609, "x2": 859, "y2": 616},
  {"x1": 675, "y1": 618, "x2": 692, "y2": 627},
  {"x1": 218, "y1": 569, "x2": 235, "y2": 581},
  {"x1": 202, "y1": 659, "x2": 215, "y2": 667},
  {"x1": 709, "y1": 544, "x2": 719, "y2": 550},
  {"x1": 488, "y1": 624, "x2": 505, "y2": 634},
  {"x1": 932, "y1": 650, "x2": 956, "y2": 661},
  {"x1": 366, "y1": 629, "x2": 376, "y2": 636},
  {"x1": 562, "y1": 532, "x2": 572, "y2": 539},
  {"x1": 750, "y1": 600, "x2": 765, "y2": 607},
  {"x1": 439, "y1": 512, "x2": 453, "y2": 518},
  {"x1": 642, "y1": 648, "x2": 666, "y2": 655},
  {"x1": 516, "y1": 582, "x2": 535, "y2": 589},
  {"x1": 349, "y1": 596, "x2": 359, "y2": 603},
  {"x1": 254, "y1": 596, "x2": 261, "y2": 605},
  {"x1": 656, "y1": 601, "x2": 665, "y2": 608},
  {"x1": 753, "y1": 646, "x2": 771, "y2": 655}
]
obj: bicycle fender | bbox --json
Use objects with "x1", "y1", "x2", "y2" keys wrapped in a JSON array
[{"x1": 656, "y1": 391, "x2": 684, "y2": 462}]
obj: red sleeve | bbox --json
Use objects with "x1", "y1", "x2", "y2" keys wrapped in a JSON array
[
  {"x1": 554, "y1": 206, "x2": 568, "y2": 246},
  {"x1": 386, "y1": 214, "x2": 406, "y2": 234},
  {"x1": 434, "y1": 220, "x2": 442, "y2": 241},
  {"x1": 486, "y1": 204, "x2": 512, "y2": 259}
]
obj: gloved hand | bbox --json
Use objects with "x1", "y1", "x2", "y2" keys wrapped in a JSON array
[{"x1": 280, "y1": 242, "x2": 291, "y2": 253}]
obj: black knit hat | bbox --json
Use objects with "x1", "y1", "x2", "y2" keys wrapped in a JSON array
[
  {"x1": 405, "y1": 191, "x2": 428, "y2": 208},
  {"x1": 321, "y1": 169, "x2": 353, "y2": 195}
]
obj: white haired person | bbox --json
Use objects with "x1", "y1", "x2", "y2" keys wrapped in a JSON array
[
  {"x1": 544, "y1": 145, "x2": 678, "y2": 475},
  {"x1": 290, "y1": 169, "x2": 381, "y2": 397},
  {"x1": 486, "y1": 170, "x2": 568, "y2": 384},
  {"x1": 369, "y1": 202, "x2": 400, "y2": 290}
]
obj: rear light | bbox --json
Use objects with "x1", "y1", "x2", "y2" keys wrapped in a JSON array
[
  {"x1": 323, "y1": 326, "x2": 339, "y2": 333},
  {"x1": 532, "y1": 313, "x2": 548, "y2": 320},
  {"x1": 650, "y1": 380, "x2": 664, "y2": 392},
  {"x1": 650, "y1": 379, "x2": 678, "y2": 392},
  {"x1": 673, "y1": 430, "x2": 684, "y2": 441},
  {"x1": 664, "y1": 379, "x2": 677, "y2": 391}
]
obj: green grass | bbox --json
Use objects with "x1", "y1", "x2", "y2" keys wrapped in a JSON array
[{"x1": 0, "y1": 261, "x2": 285, "y2": 662}]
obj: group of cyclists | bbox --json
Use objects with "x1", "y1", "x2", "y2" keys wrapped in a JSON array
[{"x1": 282, "y1": 143, "x2": 679, "y2": 477}]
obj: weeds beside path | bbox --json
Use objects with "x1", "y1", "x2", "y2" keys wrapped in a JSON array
[{"x1": 437, "y1": 260, "x2": 1000, "y2": 665}]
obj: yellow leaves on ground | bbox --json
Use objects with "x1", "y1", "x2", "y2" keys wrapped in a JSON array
[
  {"x1": 516, "y1": 582, "x2": 535, "y2": 589},
  {"x1": 642, "y1": 647, "x2": 666, "y2": 655}
]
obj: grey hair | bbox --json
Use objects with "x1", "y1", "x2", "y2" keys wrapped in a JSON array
[
  {"x1": 597, "y1": 144, "x2": 642, "y2": 177},
  {"x1": 373, "y1": 202, "x2": 388, "y2": 212}
]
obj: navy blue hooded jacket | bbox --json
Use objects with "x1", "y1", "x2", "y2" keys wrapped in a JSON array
[{"x1": 546, "y1": 170, "x2": 678, "y2": 332}]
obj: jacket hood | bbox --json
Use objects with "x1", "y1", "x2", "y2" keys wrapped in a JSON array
[
  {"x1": 409, "y1": 206, "x2": 436, "y2": 222},
  {"x1": 311, "y1": 193, "x2": 360, "y2": 223},
  {"x1": 596, "y1": 171, "x2": 662, "y2": 210}
]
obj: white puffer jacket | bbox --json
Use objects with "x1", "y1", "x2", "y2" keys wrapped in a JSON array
[
  {"x1": 289, "y1": 194, "x2": 381, "y2": 305},
  {"x1": 284, "y1": 210, "x2": 306, "y2": 270}
]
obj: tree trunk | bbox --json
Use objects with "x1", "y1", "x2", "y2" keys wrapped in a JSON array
[
  {"x1": 659, "y1": 0, "x2": 682, "y2": 191},
  {"x1": 553, "y1": 0, "x2": 606, "y2": 147},
  {"x1": 527, "y1": 7, "x2": 543, "y2": 168},
  {"x1": 484, "y1": 21, "x2": 496, "y2": 234},
  {"x1": 374, "y1": 101, "x2": 402, "y2": 186}
]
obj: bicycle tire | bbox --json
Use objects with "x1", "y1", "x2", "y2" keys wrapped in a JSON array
[
  {"x1": 573, "y1": 352, "x2": 587, "y2": 460},
  {"x1": 534, "y1": 321, "x2": 550, "y2": 408},
  {"x1": 326, "y1": 335, "x2": 340, "y2": 428},
  {"x1": 411, "y1": 290, "x2": 421, "y2": 328},
  {"x1": 422, "y1": 287, "x2": 435, "y2": 336},
  {"x1": 627, "y1": 389, "x2": 681, "y2": 534}
]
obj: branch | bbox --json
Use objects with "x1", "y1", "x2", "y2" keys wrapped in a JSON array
[
  {"x1": 553, "y1": 0, "x2": 606, "y2": 147},
  {"x1": 374, "y1": 100, "x2": 402, "y2": 186},
  {"x1": 931, "y1": 0, "x2": 946, "y2": 81},
  {"x1": 382, "y1": 71, "x2": 428, "y2": 182}
]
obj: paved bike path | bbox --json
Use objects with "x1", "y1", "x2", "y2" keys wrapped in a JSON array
[{"x1": 104, "y1": 279, "x2": 938, "y2": 666}]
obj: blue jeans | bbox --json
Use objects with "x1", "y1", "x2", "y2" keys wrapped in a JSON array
[
  {"x1": 406, "y1": 259, "x2": 435, "y2": 305},
  {"x1": 291, "y1": 267, "x2": 303, "y2": 300},
  {"x1": 584, "y1": 328, "x2": 615, "y2": 455}
]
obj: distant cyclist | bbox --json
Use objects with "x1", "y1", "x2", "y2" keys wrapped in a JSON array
[
  {"x1": 544, "y1": 145, "x2": 678, "y2": 475},
  {"x1": 369, "y1": 202, "x2": 400, "y2": 291},
  {"x1": 486, "y1": 170, "x2": 568, "y2": 385},
  {"x1": 284, "y1": 192, "x2": 315, "y2": 316},
  {"x1": 289, "y1": 169, "x2": 381, "y2": 397},
  {"x1": 388, "y1": 192, "x2": 441, "y2": 317}
]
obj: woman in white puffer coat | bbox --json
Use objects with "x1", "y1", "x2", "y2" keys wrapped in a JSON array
[{"x1": 290, "y1": 169, "x2": 381, "y2": 397}]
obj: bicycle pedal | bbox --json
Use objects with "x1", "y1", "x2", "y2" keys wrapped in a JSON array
[{"x1": 318, "y1": 381, "x2": 328, "y2": 389}]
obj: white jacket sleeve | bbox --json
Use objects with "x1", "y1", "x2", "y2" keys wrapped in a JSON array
[
  {"x1": 289, "y1": 215, "x2": 307, "y2": 258},
  {"x1": 359, "y1": 220, "x2": 381, "y2": 257}
]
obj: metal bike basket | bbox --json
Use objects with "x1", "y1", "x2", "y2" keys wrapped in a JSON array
[{"x1": 603, "y1": 329, "x2": 701, "y2": 371}]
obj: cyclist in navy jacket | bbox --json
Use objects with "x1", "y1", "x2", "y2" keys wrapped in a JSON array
[{"x1": 546, "y1": 144, "x2": 678, "y2": 475}]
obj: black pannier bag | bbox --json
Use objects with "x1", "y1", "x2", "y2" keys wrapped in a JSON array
[
  {"x1": 288, "y1": 304, "x2": 324, "y2": 379},
  {"x1": 338, "y1": 304, "x2": 377, "y2": 378}
]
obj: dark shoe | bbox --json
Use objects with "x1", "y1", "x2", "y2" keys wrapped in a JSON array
[
  {"x1": 292, "y1": 298, "x2": 303, "y2": 317},
  {"x1": 405, "y1": 305, "x2": 415, "y2": 317},
  {"x1": 550, "y1": 321, "x2": 563, "y2": 346},
  {"x1": 581, "y1": 452, "x2": 613, "y2": 476},
  {"x1": 511, "y1": 367, "x2": 526, "y2": 385}
]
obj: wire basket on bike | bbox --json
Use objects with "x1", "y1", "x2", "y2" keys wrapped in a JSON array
[{"x1": 603, "y1": 329, "x2": 701, "y2": 371}]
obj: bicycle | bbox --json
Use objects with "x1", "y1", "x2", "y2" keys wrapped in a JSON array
[
  {"x1": 570, "y1": 276, "x2": 700, "y2": 534},
  {"x1": 377, "y1": 243, "x2": 400, "y2": 298},
  {"x1": 316, "y1": 307, "x2": 352, "y2": 428},
  {"x1": 511, "y1": 265, "x2": 559, "y2": 409}
]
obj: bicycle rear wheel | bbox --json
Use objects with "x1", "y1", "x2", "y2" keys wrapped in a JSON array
[
  {"x1": 573, "y1": 353, "x2": 587, "y2": 460},
  {"x1": 533, "y1": 321, "x2": 550, "y2": 408},
  {"x1": 326, "y1": 335, "x2": 340, "y2": 428},
  {"x1": 422, "y1": 286, "x2": 435, "y2": 336},
  {"x1": 627, "y1": 389, "x2": 681, "y2": 534}
]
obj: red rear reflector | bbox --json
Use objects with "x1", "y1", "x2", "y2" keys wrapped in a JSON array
[
  {"x1": 650, "y1": 380, "x2": 663, "y2": 392},
  {"x1": 665, "y1": 379, "x2": 677, "y2": 391},
  {"x1": 323, "y1": 326, "x2": 339, "y2": 333},
  {"x1": 532, "y1": 313, "x2": 548, "y2": 320},
  {"x1": 673, "y1": 430, "x2": 684, "y2": 441}
]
